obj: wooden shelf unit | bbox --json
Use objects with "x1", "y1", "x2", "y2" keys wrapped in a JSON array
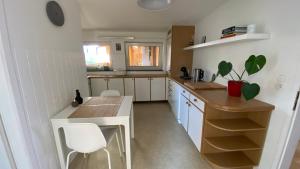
[
  {"x1": 205, "y1": 136, "x2": 261, "y2": 152},
  {"x1": 183, "y1": 33, "x2": 270, "y2": 50},
  {"x1": 204, "y1": 152, "x2": 255, "y2": 169},
  {"x1": 201, "y1": 103, "x2": 274, "y2": 169},
  {"x1": 206, "y1": 118, "x2": 266, "y2": 132}
]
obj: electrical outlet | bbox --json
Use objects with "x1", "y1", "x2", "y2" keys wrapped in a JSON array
[{"x1": 276, "y1": 74, "x2": 286, "y2": 89}]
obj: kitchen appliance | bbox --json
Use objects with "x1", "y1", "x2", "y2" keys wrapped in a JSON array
[
  {"x1": 192, "y1": 68, "x2": 204, "y2": 82},
  {"x1": 180, "y1": 67, "x2": 191, "y2": 80}
]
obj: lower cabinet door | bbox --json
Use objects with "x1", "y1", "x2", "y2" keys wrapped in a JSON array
[
  {"x1": 107, "y1": 78, "x2": 124, "y2": 95},
  {"x1": 90, "y1": 78, "x2": 108, "y2": 96},
  {"x1": 151, "y1": 77, "x2": 166, "y2": 101},
  {"x1": 124, "y1": 78, "x2": 135, "y2": 101},
  {"x1": 188, "y1": 104, "x2": 204, "y2": 152},
  {"x1": 179, "y1": 94, "x2": 189, "y2": 131},
  {"x1": 135, "y1": 78, "x2": 150, "y2": 101}
]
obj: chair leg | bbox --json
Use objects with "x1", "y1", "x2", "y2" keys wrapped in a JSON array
[
  {"x1": 118, "y1": 125, "x2": 125, "y2": 152},
  {"x1": 103, "y1": 148, "x2": 112, "y2": 169},
  {"x1": 115, "y1": 133, "x2": 122, "y2": 157},
  {"x1": 66, "y1": 150, "x2": 76, "y2": 169}
]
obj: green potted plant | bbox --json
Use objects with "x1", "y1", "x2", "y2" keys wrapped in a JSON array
[{"x1": 211, "y1": 55, "x2": 266, "y2": 100}]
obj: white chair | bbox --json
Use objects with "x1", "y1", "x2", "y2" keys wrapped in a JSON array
[
  {"x1": 100, "y1": 90, "x2": 125, "y2": 153},
  {"x1": 63, "y1": 123, "x2": 122, "y2": 169},
  {"x1": 100, "y1": 90, "x2": 121, "y2": 97}
]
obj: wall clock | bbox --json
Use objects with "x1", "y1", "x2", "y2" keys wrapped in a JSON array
[{"x1": 46, "y1": 1, "x2": 65, "y2": 26}]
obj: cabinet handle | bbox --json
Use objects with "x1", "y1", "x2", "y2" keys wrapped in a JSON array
[
  {"x1": 183, "y1": 90, "x2": 186, "y2": 93},
  {"x1": 194, "y1": 99, "x2": 197, "y2": 102}
]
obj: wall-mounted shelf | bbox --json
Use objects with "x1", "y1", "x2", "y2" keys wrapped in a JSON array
[{"x1": 184, "y1": 33, "x2": 270, "y2": 50}]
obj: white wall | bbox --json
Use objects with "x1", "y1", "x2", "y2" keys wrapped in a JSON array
[
  {"x1": 193, "y1": 0, "x2": 300, "y2": 168},
  {"x1": 82, "y1": 30, "x2": 167, "y2": 71},
  {"x1": 1, "y1": 0, "x2": 88, "y2": 169}
]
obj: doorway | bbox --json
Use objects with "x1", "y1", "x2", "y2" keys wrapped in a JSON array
[{"x1": 278, "y1": 89, "x2": 300, "y2": 169}]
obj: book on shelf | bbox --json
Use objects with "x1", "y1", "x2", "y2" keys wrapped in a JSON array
[
  {"x1": 221, "y1": 33, "x2": 245, "y2": 39},
  {"x1": 222, "y1": 26, "x2": 247, "y2": 34},
  {"x1": 223, "y1": 30, "x2": 247, "y2": 35}
]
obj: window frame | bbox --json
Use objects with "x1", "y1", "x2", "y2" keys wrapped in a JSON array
[
  {"x1": 82, "y1": 41, "x2": 113, "y2": 68},
  {"x1": 125, "y1": 42, "x2": 163, "y2": 71}
]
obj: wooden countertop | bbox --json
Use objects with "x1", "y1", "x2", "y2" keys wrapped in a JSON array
[
  {"x1": 87, "y1": 73, "x2": 168, "y2": 79},
  {"x1": 169, "y1": 76, "x2": 275, "y2": 112}
]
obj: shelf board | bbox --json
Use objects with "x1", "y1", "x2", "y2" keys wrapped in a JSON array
[
  {"x1": 205, "y1": 136, "x2": 261, "y2": 151},
  {"x1": 207, "y1": 118, "x2": 265, "y2": 132},
  {"x1": 204, "y1": 152, "x2": 255, "y2": 169},
  {"x1": 184, "y1": 33, "x2": 270, "y2": 50}
]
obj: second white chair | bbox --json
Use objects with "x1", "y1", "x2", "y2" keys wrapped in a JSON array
[{"x1": 100, "y1": 90, "x2": 125, "y2": 153}]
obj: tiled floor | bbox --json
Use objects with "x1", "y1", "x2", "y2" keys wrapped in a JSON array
[{"x1": 70, "y1": 102, "x2": 211, "y2": 169}]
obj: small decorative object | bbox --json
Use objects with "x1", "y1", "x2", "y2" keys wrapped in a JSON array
[
  {"x1": 201, "y1": 36, "x2": 207, "y2": 43},
  {"x1": 75, "y1": 89, "x2": 83, "y2": 104},
  {"x1": 247, "y1": 24, "x2": 256, "y2": 33},
  {"x1": 71, "y1": 100, "x2": 79, "y2": 107},
  {"x1": 116, "y1": 43, "x2": 121, "y2": 51},
  {"x1": 211, "y1": 55, "x2": 266, "y2": 100},
  {"x1": 46, "y1": 1, "x2": 65, "y2": 26}
]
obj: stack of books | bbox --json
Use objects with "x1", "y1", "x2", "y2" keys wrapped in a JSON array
[{"x1": 221, "y1": 26, "x2": 247, "y2": 39}]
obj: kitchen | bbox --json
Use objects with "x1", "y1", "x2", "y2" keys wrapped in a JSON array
[{"x1": 0, "y1": 0, "x2": 300, "y2": 169}]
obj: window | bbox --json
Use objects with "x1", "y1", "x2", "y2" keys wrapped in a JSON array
[
  {"x1": 126, "y1": 42, "x2": 163, "y2": 70},
  {"x1": 83, "y1": 43, "x2": 112, "y2": 68}
]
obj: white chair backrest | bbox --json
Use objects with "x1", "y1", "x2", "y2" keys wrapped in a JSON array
[
  {"x1": 63, "y1": 123, "x2": 107, "y2": 153},
  {"x1": 100, "y1": 90, "x2": 121, "y2": 96}
]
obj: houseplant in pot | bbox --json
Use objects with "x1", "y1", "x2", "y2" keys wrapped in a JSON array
[{"x1": 211, "y1": 55, "x2": 266, "y2": 100}]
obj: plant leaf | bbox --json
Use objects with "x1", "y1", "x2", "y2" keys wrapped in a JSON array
[
  {"x1": 218, "y1": 61, "x2": 232, "y2": 77},
  {"x1": 242, "y1": 82, "x2": 260, "y2": 100},
  {"x1": 245, "y1": 55, "x2": 266, "y2": 75}
]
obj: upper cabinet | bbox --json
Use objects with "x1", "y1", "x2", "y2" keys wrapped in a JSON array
[{"x1": 167, "y1": 25, "x2": 195, "y2": 77}]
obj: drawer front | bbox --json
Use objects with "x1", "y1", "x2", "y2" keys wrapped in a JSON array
[
  {"x1": 190, "y1": 94, "x2": 205, "y2": 112},
  {"x1": 181, "y1": 88, "x2": 190, "y2": 99}
]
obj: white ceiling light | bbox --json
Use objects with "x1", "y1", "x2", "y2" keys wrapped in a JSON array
[{"x1": 137, "y1": 0, "x2": 172, "y2": 11}]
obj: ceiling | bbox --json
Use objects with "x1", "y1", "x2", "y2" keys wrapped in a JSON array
[{"x1": 78, "y1": 0, "x2": 227, "y2": 31}]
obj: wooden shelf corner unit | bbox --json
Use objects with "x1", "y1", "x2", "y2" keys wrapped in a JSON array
[{"x1": 200, "y1": 92, "x2": 274, "y2": 169}]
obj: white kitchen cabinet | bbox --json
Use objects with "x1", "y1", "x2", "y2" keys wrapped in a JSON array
[
  {"x1": 135, "y1": 78, "x2": 150, "y2": 101},
  {"x1": 107, "y1": 78, "x2": 124, "y2": 95},
  {"x1": 124, "y1": 78, "x2": 135, "y2": 101},
  {"x1": 168, "y1": 79, "x2": 181, "y2": 121},
  {"x1": 188, "y1": 103, "x2": 204, "y2": 152},
  {"x1": 90, "y1": 78, "x2": 107, "y2": 96},
  {"x1": 165, "y1": 78, "x2": 169, "y2": 100},
  {"x1": 150, "y1": 77, "x2": 166, "y2": 101},
  {"x1": 180, "y1": 94, "x2": 189, "y2": 132}
]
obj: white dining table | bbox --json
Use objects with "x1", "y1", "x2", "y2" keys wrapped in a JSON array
[{"x1": 51, "y1": 96, "x2": 134, "y2": 169}]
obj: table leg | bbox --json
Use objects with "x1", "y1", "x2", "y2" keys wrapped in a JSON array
[
  {"x1": 52, "y1": 124, "x2": 66, "y2": 169},
  {"x1": 124, "y1": 120, "x2": 132, "y2": 169},
  {"x1": 130, "y1": 104, "x2": 134, "y2": 138}
]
